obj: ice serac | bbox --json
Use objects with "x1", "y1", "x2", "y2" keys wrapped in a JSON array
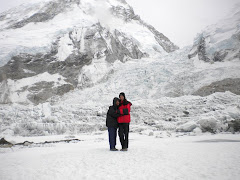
[
  {"x1": 188, "y1": 3, "x2": 240, "y2": 62},
  {"x1": 0, "y1": 0, "x2": 178, "y2": 104}
]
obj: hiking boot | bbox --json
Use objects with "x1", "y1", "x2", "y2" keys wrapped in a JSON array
[
  {"x1": 120, "y1": 148, "x2": 128, "y2": 151},
  {"x1": 110, "y1": 148, "x2": 118, "y2": 151}
]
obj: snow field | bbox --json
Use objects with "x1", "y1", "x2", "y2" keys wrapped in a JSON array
[{"x1": 0, "y1": 133, "x2": 240, "y2": 180}]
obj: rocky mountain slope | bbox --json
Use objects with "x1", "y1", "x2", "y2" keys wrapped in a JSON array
[
  {"x1": 188, "y1": 4, "x2": 240, "y2": 62},
  {"x1": 187, "y1": 3, "x2": 240, "y2": 96},
  {"x1": 0, "y1": 0, "x2": 178, "y2": 104}
]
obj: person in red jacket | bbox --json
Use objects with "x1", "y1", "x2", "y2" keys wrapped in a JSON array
[{"x1": 117, "y1": 92, "x2": 132, "y2": 151}]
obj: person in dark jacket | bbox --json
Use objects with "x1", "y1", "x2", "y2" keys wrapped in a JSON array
[
  {"x1": 117, "y1": 92, "x2": 132, "y2": 151},
  {"x1": 106, "y1": 97, "x2": 121, "y2": 151}
]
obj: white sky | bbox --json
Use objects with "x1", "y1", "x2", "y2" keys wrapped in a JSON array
[
  {"x1": 126, "y1": 0, "x2": 240, "y2": 47},
  {"x1": 0, "y1": 0, "x2": 240, "y2": 47},
  {"x1": 0, "y1": 0, "x2": 26, "y2": 12}
]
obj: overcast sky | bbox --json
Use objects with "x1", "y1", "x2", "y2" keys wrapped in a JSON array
[
  {"x1": 0, "y1": 0, "x2": 240, "y2": 47},
  {"x1": 126, "y1": 0, "x2": 240, "y2": 47},
  {"x1": 0, "y1": 0, "x2": 24, "y2": 12}
]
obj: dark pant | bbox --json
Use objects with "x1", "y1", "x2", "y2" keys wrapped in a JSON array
[
  {"x1": 118, "y1": 123, "x2": 129, "y2": 149},
  {"x1": 108, "y1": 127, "x2": 117, "y2": 149}
]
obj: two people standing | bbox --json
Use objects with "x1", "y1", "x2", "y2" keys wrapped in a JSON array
[{"x1": 106, "y1": 92, "x2": 132, "y2": 151}]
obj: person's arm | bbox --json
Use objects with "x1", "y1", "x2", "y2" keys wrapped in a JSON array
[
  {"x1": 108, "y1": 107, "x2": 121, "y2": 118},
  {"x1": 122, "y1": 108, "x2": 129, "y2": 115},
  {"x1": 119, "y1": 103, "x2": 131, "y2": 115}
]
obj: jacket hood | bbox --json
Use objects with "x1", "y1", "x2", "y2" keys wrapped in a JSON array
[{"x1": 113, "y1": 97, "x2": 120, "y2": 106}]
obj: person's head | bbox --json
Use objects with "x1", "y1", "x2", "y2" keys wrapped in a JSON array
[
  {"x1": 113, "y1": 97, "x2": 120, "y2": 106},
  {"x1": 119, "y1": 92, "x2": 126, "y2": 102},
  {"x1": 116, "y1": 99, "x2": 120, "y2": 106}
]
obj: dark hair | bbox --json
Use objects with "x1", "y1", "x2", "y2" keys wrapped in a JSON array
[
  {"x1": 119, "y1": 92, "x2": 129, "y2": 105},
  {"x1": 119, "y1": 92, "x2": 126, "y2": 100}
]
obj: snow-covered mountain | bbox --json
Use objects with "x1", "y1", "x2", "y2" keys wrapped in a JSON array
[
  {"x1": 0, "y1": 0, "x2": 240, "y2": 137},
  {"x1": 188, "y1": 3, "x2": 240, "y2": 62},
  {"x1": 0, "y1": 0, "x2": 178, "y2": 104}
]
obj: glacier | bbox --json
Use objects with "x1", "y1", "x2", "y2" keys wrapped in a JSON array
[{"x1": 0, "y1": 0, "x2": 239, "y2": 137}]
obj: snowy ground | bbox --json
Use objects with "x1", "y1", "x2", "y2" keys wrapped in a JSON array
[{"x1": 1, "y1": 132, "x2": 240, "y2": 180}]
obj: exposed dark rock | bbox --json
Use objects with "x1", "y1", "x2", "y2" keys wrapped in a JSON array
[
  {"x1": 183, "y1": 111, "x2": 190, "y2": 115},
  {"x1": 228, "y1": 119, "x2": 240, "y2": 133},
  {"x1": 235, "y1": 50, "x2": 240, "y2": 59},
  {"x1": 193, "y1": 78, "x2": 240, "y2": 96},
  {"x1": 14, "y1": 138, "x2": 82, "y2": 146},
  {"x1": 10, "y1": 13, "x2": 50, "y2": 29},
  {"x1": 0, "y1": 80, "x2": 11, "y2": 104},
  {"x1": 188, "y1": 50, "x2": 197, "y2": 59},
  {"x1": 0, "y1": 138, "x2": 13, "y2": 148},
  {"x1": 16, "y1": 141, "x2": 34, "y2": 146},
  {"x1": 144, "y1": 121, "x2": 156, "y2": 126},
  {"x1": 110, "y1": 5, "x2": 179, "y2": 53},
  {"x1": 0, "y1": 53, "x2": 56, "y2": 82},
  {"x1": 145, "y1": 23, "x2": 179, "y2": 53},
  {"x1": 213, "y1": 50, "x2": 228, "y2": 62},
  {"x1": 188, "y1": 19, "x2": 240, "y2": 63},
  {"x1": 40, "y1": 139, "x2": 81, "y2": 144},
  {"x1": 0, "y1": 138, "x2": 12, "y2": 145},
  {"x1": 111, "y1": 5, "x2": 139, "y2": 22},
  {"x1": 197, "y1": 37, "x2": 210, "y2": 62},
  {"x1": 8, "y1": 0, "x2": 80, "y2": 29},
  {"x1": 27, "y1": 82, "x2": 74, "y2": 104},
  {"x1": 56, "y1": 84, "x2": 74, "y2": 96},
  {"x1": 0, "y1": 14, "x2": 6, "y2": 21},
  {"x1": 105, "y1": 30, "x2": 145, "y2": 62},
  {"x1": 28, "y1": 81, "x2": 55, "y2": 92},
  {"x1": 188, "y1": 36, "x2": 210, "y2": 62}
]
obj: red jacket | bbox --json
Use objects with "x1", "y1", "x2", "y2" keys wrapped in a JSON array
[{"x1": 117, "y1": 101, "x2": 132, "y2": 123}]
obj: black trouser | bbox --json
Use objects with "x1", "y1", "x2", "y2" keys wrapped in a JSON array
[
  {"x1": 118, "y1": 123, "x2": 129, "y2": 149},
  {"x1": 108, "y1": 127, "x2": 117, "y2": 149}
]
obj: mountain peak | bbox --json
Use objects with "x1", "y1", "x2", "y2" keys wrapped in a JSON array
[
  {"x1": 0, "y1": 0, "x2": 178, "y2": 104},
  {"x1": 188, "y1": 3, "x2": 240, "y2": 62}
]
